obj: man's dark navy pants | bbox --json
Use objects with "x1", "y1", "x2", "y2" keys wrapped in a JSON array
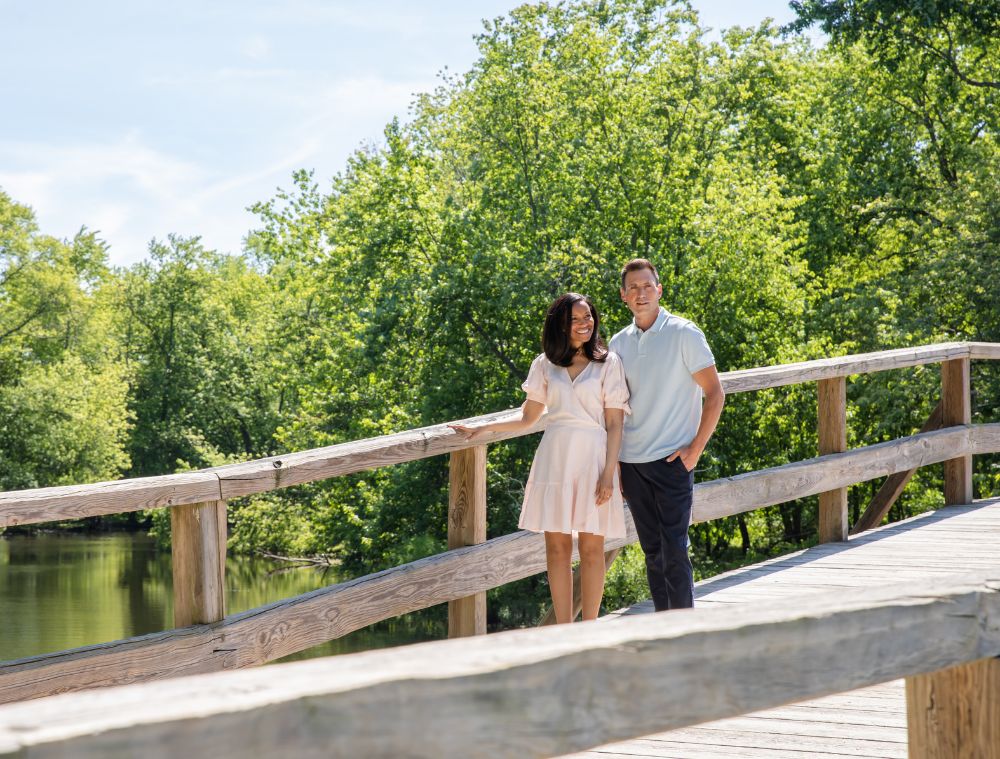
[{"x1": 619, "y1": 457, "x2": 694, "y2": 610}]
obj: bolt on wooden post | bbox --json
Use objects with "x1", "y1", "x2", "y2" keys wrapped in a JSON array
[
  {"x1": 941, "y1": 357, "x2": 973, "y2": 505},
  {"x1": 448, "y1": 445, "x2": 487, "y2": 637},
  {"x1": 171, "y1": 500, "x2": 228, "y2": 628},
  {"x1": 817, "y1": 376, "x2": 848, "y2": 542}
]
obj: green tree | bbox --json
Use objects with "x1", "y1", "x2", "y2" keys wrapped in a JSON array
[
  {"x1": 113, "y1": 235, "x2": 281, "y2": 476},
  {"x1": 0, "y1": 355, "x2": 131, "y2": 490},
  {"x1": 0, "y1": 190, "x2": 131, "y2": 493},
  {"x1": 789, "y1": 0, "x2": 1000, "y2": 92},
  {"x1": 238, "y1": 1, "x2": 818, "y2": 614}
]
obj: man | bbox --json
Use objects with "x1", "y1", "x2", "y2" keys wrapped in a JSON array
[{"x1": 609, "y1": 258, "x2": 725, "y2": 610}]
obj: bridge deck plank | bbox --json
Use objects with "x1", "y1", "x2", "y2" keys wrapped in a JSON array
[{"x1": 567, "y1": 497, "x2": 1000, "y2": 759}]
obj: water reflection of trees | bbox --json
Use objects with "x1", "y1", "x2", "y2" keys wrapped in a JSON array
[{"x1": 0, "y1": 533, "x2": 443, "y2": 663}]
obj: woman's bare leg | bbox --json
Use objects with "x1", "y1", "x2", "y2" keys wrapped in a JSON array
[
  {"x1": 544, "y1": 531, "x2": 574, "y2": 624},
  {"x1": 578, "y1": 531, "x2": 606, "y2": 621}
]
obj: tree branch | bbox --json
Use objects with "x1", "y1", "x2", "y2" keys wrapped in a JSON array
[{"x1": 462, "y1": 305, "x2": 525, "y2": 382}]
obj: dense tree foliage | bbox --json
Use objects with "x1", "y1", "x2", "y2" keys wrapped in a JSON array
[
  {"x1": 0, "y1": 191, "x2": 130, "y2": 491},
  {"x1": 1, "y1": 0, "x2": 998, "y2": 622},
  {"x1": 113, "y1": 235, "x2": 281, "y2": 476}
]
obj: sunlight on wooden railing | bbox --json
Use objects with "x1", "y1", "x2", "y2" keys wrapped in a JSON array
[{"x1": 0, "y1": 341, "x2": 997, "y2": 707}]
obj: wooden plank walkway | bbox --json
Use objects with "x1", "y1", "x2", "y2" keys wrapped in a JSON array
[{"x1": 566, "y1": 497, "x2": 1000, "y2": 759}]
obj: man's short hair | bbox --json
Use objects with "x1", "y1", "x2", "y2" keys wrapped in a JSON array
[{"x1": 621, "y1": 258, "x2": 659, "y2": 289}]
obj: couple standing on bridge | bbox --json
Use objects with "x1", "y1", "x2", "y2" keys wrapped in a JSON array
[{"x1": 451, "y1": 258, "x2": 726, "y2": 623}]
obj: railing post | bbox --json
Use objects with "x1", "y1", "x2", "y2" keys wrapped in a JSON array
[
  {"x1": 817, "y1": 377, "x2": 848, "y2": 542},
  {"x1": 906, "y1": 657, "x2": 1000, "y2": 758},
  {"x1": 171, "y1": 500, "x2": 227, "y2": 628},
  {"x1": 941, "y1": 357, "x2": 973, "y2": 505},
  {"x1": 448, "y1": 445, "x2": 487, "y2": 637}
]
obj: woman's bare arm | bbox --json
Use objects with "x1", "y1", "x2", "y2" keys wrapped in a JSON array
[
  {"x1": 448, "y1": 400, "x2": 545, "y2": 441},
  {"x1": 596, "y1": 408, "x2": 624, "y2": 505}
]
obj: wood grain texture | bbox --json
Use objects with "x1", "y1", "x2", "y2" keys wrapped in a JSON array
[
  {"x1": 0, "y1": 510, "x2": 639, "y2": 704},
  {"x1": 692, "y1": 424, "x2": 1000, "y2": 523},
  {"x1": 563, "y1": 681, "x2": 908, "y2": 759},
  {"x1": 0, "y1": 471, "x2": 221, "y2": 528},
  {"x1": 906, "y1": 657, "x2": 1000, "y2": 759},
  {"x1": 718, "y1": 343, "x2": 970, "y2": 394},
  {"x1": 968, "y1": 342, "x2": 1000, "y2": 360},
  {"x1": 969, "y1": 423, "x2": 1000, "y2": 454},
  {"x1": 941, "y1": 357, "x2": 973, "y2": 505},
  {"x1": 448, "y1": 446, "x2": 487, "y2": 638},
  {"x1": 171, "y1": 501, "x2": 227, "y2": 628},
  {"x1": 817, "y1": 377, "x2": 848, "y2": 543},
  {"x1": 213, "y1": 409, "x2": 542, "y2": 499},
  {"x1": 0, "y1": 572, "x2": 997, "y2": 759},
  {"x1": 584, "y1": 501, "x2": 1000, "y2": 757},
  {"x1": 0, "y1": 410, "x2": 538, "y2": 522},
  {"x1": 212, "y1": 343, "x2": 976, "y2": 498},
  {"x1": 609, "y1": 501, "x2": 1000, "y2": 618}
]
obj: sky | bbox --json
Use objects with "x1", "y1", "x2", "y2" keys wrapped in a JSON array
[{"x1": 1, "y1": 1, "x2": 816, "y2": 267}]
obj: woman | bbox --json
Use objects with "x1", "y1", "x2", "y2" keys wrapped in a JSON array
[{"x1": 450, "y1": 293, "x2": 629, "y2": 623}]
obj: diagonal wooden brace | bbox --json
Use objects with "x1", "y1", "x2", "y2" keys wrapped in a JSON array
[{"x1": 851, "y1": 401, "x2": 943, "y2": 534}]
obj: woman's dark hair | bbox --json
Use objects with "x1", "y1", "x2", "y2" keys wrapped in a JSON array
[{"x1": 542, "y1": 293, "x2": 608, "y2": 366}]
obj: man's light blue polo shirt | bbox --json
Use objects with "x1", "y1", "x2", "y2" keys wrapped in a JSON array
[{"x1": 609, "y1": 307, "x2": 716, "y2": 464}]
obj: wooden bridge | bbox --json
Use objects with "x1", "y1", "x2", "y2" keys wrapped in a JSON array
[
  {"x1": 1, "y1": 341, "x2": 999, "y2": 757},
  {"x1": 580, "y1": 498, "x2": 1000, "y2": 758}
]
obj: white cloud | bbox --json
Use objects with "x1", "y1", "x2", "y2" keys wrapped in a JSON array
[
  {"x1": 1, "y1": 136, "x2": 217, "y2": 265},
  {"x1": 0, "y1": 70, "x2": 434, "y2": 267}
]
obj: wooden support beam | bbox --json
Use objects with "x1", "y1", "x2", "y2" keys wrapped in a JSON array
[
  {"x1": 170, "y1": 501, "x2": 227, "y2": 628},
  {"x1": 538, "y1": 548, "x2": 621, "y2": 626},
  {"x1": 851, "y1": 401, "x2": 943, "y2": 534},
  {"x1": 448, "y1": 446, "x2": 487, "y2": 637},
  {"x1": 942, "y1": 357, "x2": 973, "y2": 505},
  {"x1": 818, "y1": 377, "x2": 848, "y2": 543},
  {"x1": 906, "y1": 656, "x2": 1000, "y2": 759}
]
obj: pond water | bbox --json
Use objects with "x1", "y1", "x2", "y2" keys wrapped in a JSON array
[{"x1": 0, "y1": 532, "x2": 443, "y2": 663}]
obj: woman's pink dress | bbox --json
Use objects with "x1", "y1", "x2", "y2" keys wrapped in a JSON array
[{"x1": 518, "y1": 351, "x2": 630, "y2": 539}]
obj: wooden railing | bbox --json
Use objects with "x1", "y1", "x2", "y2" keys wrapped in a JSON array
[
  {"x1": 0, "y1": 569, "x2": 996, "y2": 758},
  {"x1": 1, "y1": 341, "x2": 999, "y2": 706}
]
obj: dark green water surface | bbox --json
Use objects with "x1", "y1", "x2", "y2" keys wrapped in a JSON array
[{"x1": 0, "y1": 533, "x2": 442, "y2": 663}]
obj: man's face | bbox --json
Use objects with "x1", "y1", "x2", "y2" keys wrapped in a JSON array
[{"x1": 621, "y1": 268, "x2": 662, "y2": 321}]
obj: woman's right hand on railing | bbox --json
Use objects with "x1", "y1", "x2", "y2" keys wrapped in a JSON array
[
  {"x1": 448, "y1": 402, "x2": 543, "y2": 441},
  {"x1": 448, "y1": 423, "x2": 487, "y2": 441}
]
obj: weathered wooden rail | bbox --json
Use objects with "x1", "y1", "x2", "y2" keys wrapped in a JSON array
[
  {"x1": 1, "y1": 341, "x2": 998, "y2": 711},
  {"x1": 0, "y1": 567, "x2": 997, "y2": 758}
]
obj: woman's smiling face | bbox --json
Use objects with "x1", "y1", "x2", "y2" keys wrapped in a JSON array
[{"x1": 568, "y1": 300, "x2": 595, "y2": 348}]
